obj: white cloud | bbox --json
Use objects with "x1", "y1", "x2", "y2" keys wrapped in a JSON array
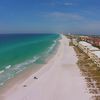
[
  {"x1": 64, "y1": 3, "x2": 73, "y2": 6},
  {"x1": 40, "y1": 12, "x2": 100, "y2": 33},
  {"x1": 73, "y1": 21, "x2": 100, "y2": 33},
  {"x1": 85, "y1": 21, "x2": 100, "y2": 30},
  {"x1": 46, "y1": 2, "x2": 73, "y2": 6},
  {"x1": 46, "y1": 12, "x2": 84, "y2": 21}
]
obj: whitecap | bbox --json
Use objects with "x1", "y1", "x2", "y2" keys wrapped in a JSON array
[
  {"x1": 47, "y1": 40, "x2": 57, "y2": 53},
  {"x1": 0, "y1": 82, "x2": 4, "y2": 86},
  {"x1": 14, "y1": 56, "x2": 40, "y2": 70},
  {"x1": 0, "y1": 70, "x2": 4, "y2": 74},
  {"x1": 5, "y1": 65, "x2": 11, "y2": 69}
]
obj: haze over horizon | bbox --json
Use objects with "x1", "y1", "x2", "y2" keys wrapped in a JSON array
[{"x1": 0, "y1": 0, "x2": 100, "y2": 34}]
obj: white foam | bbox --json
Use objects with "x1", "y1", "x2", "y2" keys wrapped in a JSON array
[
  {"x1": 47, "y1": 40, "x2": 57, "y2": 54},
  {"x1": 0, "y1": 56, "x2": 40, "y2": 86},
  {"x1": 5, "y1": 65, "x2": 12, "y2": 69},
  {"x1": 0, "y1": 70, "x2": 4, "y2": 74},
  {"x1": 14, "y1": 56, "x2": 40, "y2": 69},
  {"x1": 0, "y1": 82, "x2": 4, "y2": 86}
]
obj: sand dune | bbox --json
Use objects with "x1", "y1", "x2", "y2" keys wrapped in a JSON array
[{"x1": 3, "y1": 35, "x2": 90, "y2": 100}]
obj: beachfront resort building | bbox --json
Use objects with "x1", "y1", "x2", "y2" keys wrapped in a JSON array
[
  {"x1": 79, "y1": 36, "x2": 100, "y2": 48},
  {"x1": 77, "y1": 41, "x2": 100, "y2": 67},
  {"x1": 87, "y1": 46, "x2": 100, "y2": 58},
  {"x1": 72, "y1": 39, "x2": 78, "y2": 46},
  {"x1": 90, "y1": 51, "x2": 100, "y2": 67},
  {"x1": 78, "y1": 41, "x2": 92, "y2": 54},
  {"x1": 72, "y1": 37, "x2": 100, "y2": 67}
]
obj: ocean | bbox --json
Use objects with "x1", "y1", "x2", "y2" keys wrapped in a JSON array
[{"x1": 0, "y1": 33, "x2": 60, "y2": 86}]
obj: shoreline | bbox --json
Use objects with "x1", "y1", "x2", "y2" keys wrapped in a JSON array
[
  {"x1": 1, "y1": 35, "x2": 90, "y2": 100},
  {"x1": 0, "y1": 64, "x2": 44, "y2": 95},
  {"x1": 0, "y1": 33, "x2": 60, "y2": 88},
  {"x1": 0, "y1": 36, "x2": 60, "y2": 97}
]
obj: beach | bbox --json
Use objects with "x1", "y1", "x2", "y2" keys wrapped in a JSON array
[{"x1": 1, "y1": 35, "x2": 90, "y2": 100}]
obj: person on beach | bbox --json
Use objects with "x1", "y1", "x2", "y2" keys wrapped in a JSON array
[{"x1": 34, "y1": 77, "x2": 38, "y2": 79}]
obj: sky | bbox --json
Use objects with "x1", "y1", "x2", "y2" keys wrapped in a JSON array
[{"x1": 0, "y1": 0, "x2": 100, "y2": 34}]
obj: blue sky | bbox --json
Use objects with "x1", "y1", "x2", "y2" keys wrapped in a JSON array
[{"x1": 0, "y1": 0, "x2": 100, "y2": 34}]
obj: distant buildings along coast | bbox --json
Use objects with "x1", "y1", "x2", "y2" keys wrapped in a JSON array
[{"x1": 70, "y1": 34, "x2": 100, "y2": 67}]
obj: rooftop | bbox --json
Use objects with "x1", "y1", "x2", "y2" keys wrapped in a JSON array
[
  {"x1": 92, "y1": 51, "x2": 100, "y2": 58},
  {"x1": 79, "y1": 41, "x2": 92, "y2": 46},
  {"x1": 87, "y1": 46, "x2": 100, "y2": 51}
]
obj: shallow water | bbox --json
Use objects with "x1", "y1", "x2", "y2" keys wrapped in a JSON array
[{"x1": 0, "y1": 33, "x2": 60, "y2": 86}]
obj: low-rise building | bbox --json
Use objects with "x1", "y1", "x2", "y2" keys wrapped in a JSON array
[
  {"x1": 78, "y1": 41, "x2": 100, "y2": 67},
  {"x1": 72, "y1": 39, "x2": 78, "y2": 46},
  {"x1": 87, "y1": 46, "x2": 100, "y2": 58},
  {"x1": 91, "y1": 51, "x2": 100, "y2": 67},
  {"x1": 78, "y1": 41, "x2": 91, "y2": 54}
]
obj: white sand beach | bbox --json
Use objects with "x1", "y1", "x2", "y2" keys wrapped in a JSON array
[{"x1": 2, "y1": 35, "x2": 90, "y2": 100}]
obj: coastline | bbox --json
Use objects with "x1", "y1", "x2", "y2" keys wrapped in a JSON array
[
  {"x1": 0, "y1": 36, "x2": 60, "y2": 98},
  {"x1": 0, "y1": 64, "x2": 44, "y2": 95},
  {"x1": 0, "y1": 33, "x2": 60, "y2": 86},
  {"x1": 1, "y1": 35, "x2": 90, "y2": 100}
]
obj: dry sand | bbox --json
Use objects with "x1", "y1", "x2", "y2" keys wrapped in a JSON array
[{"x1": 2, "y1": 35, "x2": 90, "y2": 100}]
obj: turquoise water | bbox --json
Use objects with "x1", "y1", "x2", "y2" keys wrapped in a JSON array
[{"x1": 0, "y1": 33, "x2": 60, "y2": 85}]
